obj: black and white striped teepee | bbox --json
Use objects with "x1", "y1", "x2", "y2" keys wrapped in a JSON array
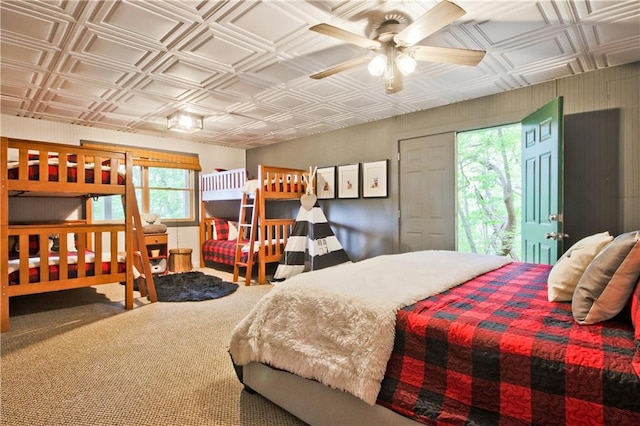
[{"x1": 273, "y1": 200, "x2": 350, "y2": 281}]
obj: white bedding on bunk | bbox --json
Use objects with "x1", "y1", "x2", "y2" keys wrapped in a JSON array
[
  {"x1": 229, "y1": 250, "x2": 512, "y2": 406},
  {"x1": 240, "y1": 239, "x2": 285, "y2": 253},
  {"x1": 241, "y1": 179, "x2": 259, "y2": 194},
  {"x1": 8, "y1": 252, "x2": 138, "y2": 278}
]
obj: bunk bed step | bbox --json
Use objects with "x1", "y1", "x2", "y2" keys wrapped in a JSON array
[
  {"x1": 125, "y1": 188, "x2": 157, "y2": 303},
  {"x1": 233, "y1": 191, "x2": 258, "y2": 286}
]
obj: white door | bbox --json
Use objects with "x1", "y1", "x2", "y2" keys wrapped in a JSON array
[{"x1": 399, "y1": 133, "x2": 455, "y2": 252}]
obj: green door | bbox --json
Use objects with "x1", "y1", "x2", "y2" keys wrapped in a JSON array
[{"x1": 521, "y1": 97, "x2": 565, "y2": 264}]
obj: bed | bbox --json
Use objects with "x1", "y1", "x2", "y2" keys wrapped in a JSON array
[
  {"x1": 200, "y1": 165, "x2": 306, "y2": 284},
  {"x1": 1, "y1": 137, "x2": 156, "y2": 333},
  {"x1": 229, "y1": 241, "x2": 640, "y2": 425}
]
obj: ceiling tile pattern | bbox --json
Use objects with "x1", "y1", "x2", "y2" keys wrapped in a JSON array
[{"x1": 1, "y1": 0, "x2": 639, "y2": 148}]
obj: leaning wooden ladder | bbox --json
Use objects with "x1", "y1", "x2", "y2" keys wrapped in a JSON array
[
  {"x1": 233, "y1": 190, "x2": 258, "y2": 285},
  {"x1": 123, "y1": 182, "x2": 157, "y2": 302}
]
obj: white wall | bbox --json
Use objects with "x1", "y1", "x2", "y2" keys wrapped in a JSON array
[{"x1": 2, "y1": 115, "x2": 246, "y2": 266}]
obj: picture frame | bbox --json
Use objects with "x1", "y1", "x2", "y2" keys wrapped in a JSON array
[
  {"x1": 316, "y1": 166, "x2": 336, "y2": 199},
  {"x1": 337, "y1": 163, "x2": 360, "y2": 199},
  {"x1": 362, "y1": 160, "x2": 388, "y2": 198}
]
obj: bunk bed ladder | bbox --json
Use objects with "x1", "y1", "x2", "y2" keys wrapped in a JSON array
[
  {"x1": 123, "y1": 188, "x2": 157, "y2": 302},
  {"x1": 233, "y1": 191, "x2": 258, "y2": 285}
]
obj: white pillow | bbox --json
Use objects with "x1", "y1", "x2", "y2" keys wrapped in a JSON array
[
  {"x1": 228, "y1": 221, "x2": 239, "y2": 241},
  {"x1": 547, "y1": 231, "x2": 613, "y2": 302},
  {"x1": 68, "y1": 233, "x2": 76, "y2": 251}
]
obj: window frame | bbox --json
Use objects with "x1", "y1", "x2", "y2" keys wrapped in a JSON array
[{"x1": 82, "y1": 140, "x2": 201, "y2": 227}]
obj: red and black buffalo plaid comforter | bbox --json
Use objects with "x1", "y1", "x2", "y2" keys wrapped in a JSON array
[
  {"x1": 9, "y1": 254, "x2": 127, "y2": 285},
  {"x1": 202, "y1": 239, "x2": 250, "y2": 266},
  {"x1": 377, "y1": 262, "x2": 640, "y2": 425},
  {"x1": 8, "y1": 161, "x2": 125, "y2": 184}
]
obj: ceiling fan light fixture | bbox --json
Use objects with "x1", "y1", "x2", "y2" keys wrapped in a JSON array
[
  {"x1": 167, "y1": 111, "x2": 203, "y2": 133},
  {"x1": 396, "y1": 53, "x2": 416, "y2": 76},
  {"x1": 368, "y1": 53, "x2": 387, "y2": 76}
]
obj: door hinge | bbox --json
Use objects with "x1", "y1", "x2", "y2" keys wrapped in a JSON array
[{"x1": 397, "y1": 152, "x2": 400, "y2": 161}]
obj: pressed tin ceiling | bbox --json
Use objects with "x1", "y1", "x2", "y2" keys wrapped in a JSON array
[{"x1": 1, "y1": 0, "x2": 639, "y2": 148}]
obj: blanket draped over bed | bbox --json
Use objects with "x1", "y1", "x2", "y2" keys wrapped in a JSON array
[{"x1": 229, "y1": 250, "x2": 512, "y2": 405}]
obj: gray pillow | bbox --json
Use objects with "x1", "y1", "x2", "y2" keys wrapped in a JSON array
[{"x1": 572, "y1": 231, "x2": 640, "y2": 324}]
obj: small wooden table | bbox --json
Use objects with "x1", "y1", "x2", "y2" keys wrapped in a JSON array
[{"x1": 143, "y1": 233, "x2": 168, "y2": 275}]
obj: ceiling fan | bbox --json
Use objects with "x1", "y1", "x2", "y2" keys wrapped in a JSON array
[{"x1": 309, "y1": 0, "x2": 486, "y2": 94}]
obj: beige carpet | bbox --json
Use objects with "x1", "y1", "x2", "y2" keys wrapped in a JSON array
[{"x1": 0, "y1": 268, "x2": 307, "y2": 426}]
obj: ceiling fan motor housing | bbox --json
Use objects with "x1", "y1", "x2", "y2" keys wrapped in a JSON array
[{"x1": 371, "y1": 20, "x2": 406, "y2": 43}]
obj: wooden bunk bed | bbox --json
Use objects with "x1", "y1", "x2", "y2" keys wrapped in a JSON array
[
  {"x1": 200, "y1": 165, "x2": 306, "y2": 285},
  {"x1": 1, "y1": 137, "x2": 156, "y2": 333}
]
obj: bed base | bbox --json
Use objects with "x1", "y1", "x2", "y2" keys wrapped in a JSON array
[{"x1": 241, "y1": 362, "x2": 416, "y2": 426}]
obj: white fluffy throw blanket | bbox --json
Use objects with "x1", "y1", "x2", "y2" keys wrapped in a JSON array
[{"x1": 229, "y1": 250, "x2": 511, "y2": 405}]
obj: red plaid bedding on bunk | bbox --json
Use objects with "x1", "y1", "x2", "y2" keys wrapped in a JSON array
[
  {"x1": 9, "y1": 256, "x2": 127, "y2": 285},
  {"x1": 202, "y1": 239, "x2": 249, "y2": 266},
  {"x1": 377, "y1": 262, "x2": 640, "y2": 425},
  {"x1": 8, "y1": 161, "x2": 125, "y2": 184}
]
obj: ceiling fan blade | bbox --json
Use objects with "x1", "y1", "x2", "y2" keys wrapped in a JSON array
[
  {"x1": 410, "y1": 45, "x2": 486, "y2": 66},
  {"x1": 310, "y1": 56, "x2": 371, "y2": 79},
  {"x1": 394, "y1": 0, "x2": 466, "y2": 47},
  {"x1": 310, "y1": 23, "x2": 381, "y2": 50}
]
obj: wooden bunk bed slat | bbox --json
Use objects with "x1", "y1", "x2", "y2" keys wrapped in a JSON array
[{"x1": 6, "y1": 137, "x2": 128, "y2": 196}]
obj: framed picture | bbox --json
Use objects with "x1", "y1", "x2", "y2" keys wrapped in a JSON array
[
  {"x1": 362, "y1": 160, "x2": 388, "y2": 198},
  {"x1": 337, "y1": 163, "x2": 360, "y2": 199},
  {"x1": 316, "y1": 166, "x2": 336, "y2": 199}
]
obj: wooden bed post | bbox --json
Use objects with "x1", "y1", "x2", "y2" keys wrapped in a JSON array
[
  {"x1": 199, "y1": 196, "x2": 205, "y2": 268},
  {"x1": 123, "y1": 155, "x2": 135, "y2": 310},
  {"x1": 1, "y1": 137, "x2": 9, "y2": 332}
]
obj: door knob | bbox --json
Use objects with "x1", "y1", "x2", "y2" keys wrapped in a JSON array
[{"x1": 545, "y1": 232, "x2": 569, "y2": 240}]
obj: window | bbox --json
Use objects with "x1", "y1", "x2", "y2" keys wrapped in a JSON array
[{"x1": 82, "y1": 141, "x2": 200, "y2": 225}]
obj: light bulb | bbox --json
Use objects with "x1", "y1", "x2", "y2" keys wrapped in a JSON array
[
  {"x1": 396, "y1": 53, "x2": 416, "y2": 76},
  {"x1": 368, "y1": 54, "x2": 387, "y2": 77},
  {"x1": 178, "y1": 115, "x2": 194, "y2": 129}
]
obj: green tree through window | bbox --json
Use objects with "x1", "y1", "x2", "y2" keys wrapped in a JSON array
[
  {"x1": 457, "y1": 124, "x2": 521, "y2": 259},
  {"x1": 92, "y1": 165, "x2": 196, "y2": 224}
]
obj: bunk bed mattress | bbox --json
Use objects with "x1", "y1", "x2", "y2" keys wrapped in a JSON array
[
  {"x1": 7, "y1": 159, "x2": 125, "y2": 184},
  {"x1": 8, "y1": 252, "x2": 129, "y2": 284},
  {"x1": 202, "y1": 239, "x2": 249, "y2": 265},
  {"x1": 377, "y1": 262, "x2": 640, "y2": 425},
  {"x1": 202, "y1": 239, "x2": 286, "y2": 265}
]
